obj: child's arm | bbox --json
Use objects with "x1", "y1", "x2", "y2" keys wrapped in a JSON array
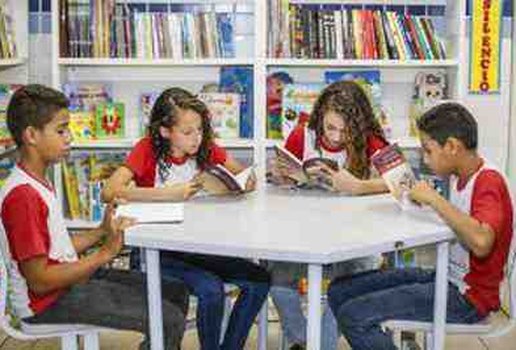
[
  {"x1": 313, "y1": 166, "x2": 388, "y2": 195},
  {"x1": 19, "y1": 207, "x2": 135, "y2": 295},
  {"x1": 410, "y1": 181, "x2": 495, "y2": 258},
  {"x1": 70, "y1": 226, "x2": 105, "y2": 254},
  {"x1": 102, "y1": 166, "x2": 201, "y2": 202}
]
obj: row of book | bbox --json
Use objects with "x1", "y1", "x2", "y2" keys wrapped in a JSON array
[
  {"x1": 60, "y1": 0, "x2": 235, "y2": 59},
  {"x1": 0, "y1": 84, "x2": 21, "y2": 146},
  {"x1": 271, "y1": 3, "x2": 446, "y2": 60},
  {"x1": 0, "y1": 2, "x2": 16, "y2": 59},
  {"x1": 62, "y1": 152, "x2": 126, "y2": 221}
]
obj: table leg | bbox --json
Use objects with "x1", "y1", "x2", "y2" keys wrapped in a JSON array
[
  {"x1": 145, "y1": 248, "x2": 164, "y2": 350},
  {"x1": 307, "y1": 264, "x2": 322, "y2": 350},
  {"x1": 433, "y1": 241, "x2": 449, "y2": 350},
  {"x1": 258, "y1": 297, "x2": 268, "y2": 350}
]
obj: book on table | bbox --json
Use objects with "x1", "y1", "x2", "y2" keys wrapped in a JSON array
[{"x1": 116, "y1": 202, "x2": 184, "y2": 224}]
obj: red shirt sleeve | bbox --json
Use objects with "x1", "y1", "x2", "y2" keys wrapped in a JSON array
[
  {"x1": 125, "y1": 137, "x2": 157, "y2": 187},
  {"x1": 471, "y1": 170, "x2": 513, "y2": 237},
  {"x1": 1, "y1": 185, "x2": 50, "y2": 262},
  {"x1": 208, "y1": 143, "x2": 228, "y2": 165},
  {"x1": 284, "y1": 126, "x2": 305, "y2": 161},
  {"x1": 366, "y1": 134, "x2": 388, "y2": 159}
]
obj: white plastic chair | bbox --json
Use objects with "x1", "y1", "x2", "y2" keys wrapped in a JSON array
[
  {"x1": 0, "y1": 250, "x2": 105, "y2": 350},
  {"x1": 382, "y1": 237, "x2": 516, "y2": 349}
]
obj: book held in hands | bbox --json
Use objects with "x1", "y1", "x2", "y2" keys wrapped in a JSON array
[
  {"x1": 273, "y1": 145, "x2": 339, "y2": 190},
  {"x1": 371, "y1": 144, "x2": 418, "y2": 210},
  {"x1": 198, "y1": 165, "x2": 255, "y2": 195}
]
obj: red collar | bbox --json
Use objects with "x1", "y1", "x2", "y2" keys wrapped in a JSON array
[
  {"x1": 17, "y1": 163, "x2": 55, "y2": 192},
  {"x1": 317, "y1": 136, "x2": 346, "y2": 153}
]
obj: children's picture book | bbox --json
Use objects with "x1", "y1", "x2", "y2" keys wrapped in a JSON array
[
  {"x1": 198, "y1": 164, "x2": 255, "y2": 195},
  {"x1": 63, "y1": 82, "x2": 113, "y2": 111},
  {"x1": 198, "y1": 92, "x2": 240, "y2": 139},
  {"x1": 138, "y1": 91, "x2": 160, "y2": 137},
  {"x1": 69, "y1": 110, "x2": 95, "y2": 142},
  {"x1": 116, "y1": 202, "x2": 184, "y2": 224},
  {"x1": 280, "y1": 83, "x2": 324, "y2": 139},
  {"x1": 370, "y1": 144, "x2": 418, "y2": 210},
  {"x1": 267, "y1": 71, "x2": 293, "y2": 139},
  {"x1": 324, "y1": 70, "x2": 391, "y2": 138},
  {"x1": 0, "y1": 84, "x2": 21, "y2": 145},
  {"x1": 95, "y1": 102, "x2": 125, "y2": 139},
  {"x1": 273, "y1": 145, "x2": 339, "y2": 190},
  {"x1": 219, "y1": 66, "x2": 254, "y2": 138},
  {"x1": 408, "y1": 72, "x2": 448, "y2": 138}
]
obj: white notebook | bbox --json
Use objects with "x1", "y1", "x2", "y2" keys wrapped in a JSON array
[{"x1": 116, "y1": 202, "x2": 184, "y2": 224}]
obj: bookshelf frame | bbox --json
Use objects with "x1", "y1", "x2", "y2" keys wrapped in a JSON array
[{"x1": 50, "y1": 0, "x2": 467, "y2": 229}]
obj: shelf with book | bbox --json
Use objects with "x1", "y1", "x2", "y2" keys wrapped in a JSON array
[
  {"x1": 0, "y1": 58, "x2": 28, "y2": 67},
  {"x1": 265, "y1": 59, "x2": 459, "y2": 68},
  {"x1": 58, "y1": 58, "x2": 255, "y2": 67}
]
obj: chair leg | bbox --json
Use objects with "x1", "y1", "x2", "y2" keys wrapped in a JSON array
[
  {"x1": 61, "y1": 334, "x2": 79, "y2": 350},
  {"x1": 220, "y1": 295, "x2": 232, "y2": 343},
  {"x1": 425, "y1": 332, "x2": 433, "y2": 350},
  {"x1": 391, "y1": 329, "x2": 402, "y2": 349},
  {"x1": 83, "y1": 332, "x2": 100, "y2": 350}
]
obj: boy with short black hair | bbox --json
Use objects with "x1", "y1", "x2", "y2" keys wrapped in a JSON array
[
  {"x1": 0, "y1": 84, "x2": 188, "y2": 349},
  {"x1": 327, "y1": 102, "x2": 514, "y2": 350}
]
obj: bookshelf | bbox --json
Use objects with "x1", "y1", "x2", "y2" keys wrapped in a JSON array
[
  {"x1": 0, "y1": 0, "x2": 28, "y2": 157},
  {"x1": 50, "y1": 0, "x2": 467, "y2": 228}
]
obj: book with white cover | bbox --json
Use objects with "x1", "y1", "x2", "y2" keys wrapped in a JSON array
[{"x1": 116, "y1": 202, "x2": 184, "y2": 223}]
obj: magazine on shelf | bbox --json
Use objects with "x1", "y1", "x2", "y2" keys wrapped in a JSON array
[
  {"x1": 116, "y1": 202, "x2": 184, "y2": 224},
  {"x1": 370, "y1": 144, "x2": 419, "y2": 210},
  {"x1": 198, "y1": 164, "x2": 255, "y2": 195}
]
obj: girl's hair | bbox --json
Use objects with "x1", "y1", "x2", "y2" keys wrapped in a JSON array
[
  {"x1": 308, "y1": 80, "x2": 386, "y2": 179},
  {"x1": 148, "y1": 87, "x2": 214, "y2": 183}
]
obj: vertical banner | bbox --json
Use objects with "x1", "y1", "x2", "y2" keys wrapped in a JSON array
[{"x1": 469, "y1": 0, "x2": 503, "y2": 94}]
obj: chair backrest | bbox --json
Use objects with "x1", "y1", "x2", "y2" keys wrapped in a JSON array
[
  {"x1": 0, "y1": 248, "x2": 25, "y2": 338},
  {"x1": 506, "y1": 225, "x2": 516, "y2": 320}
]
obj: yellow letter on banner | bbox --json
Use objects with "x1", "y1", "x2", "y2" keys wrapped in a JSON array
[{"x1": 469, "y1": 0, "x2": 502, "y2": 94}]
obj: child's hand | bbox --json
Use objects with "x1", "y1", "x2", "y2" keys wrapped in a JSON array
[
  {"x1": 101, "y1": 203, "x2": 136, "y2": 258},
  {"x1": 268, "y1": 159, "x2": 297, "y2": 186},
  {"x1": 313, "y1": 165, "x2": 364, "y2": 195},
  {"x1": 409, "y1": 181, "x2": 440, "y2": 206},
  {"x1": 244, "y1": 170, "x2": 257, "y2": 192},
  {"x1": 182, "y1": 178, "x2": 203, "y2": 200}
]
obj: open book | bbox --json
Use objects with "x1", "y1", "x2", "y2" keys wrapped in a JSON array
[
  {"x1": 198, "y1": 165, "x2": 255, "y2": 195},
  {"x1": 116, "y1": 202, "x2": 184, "y2": 223},
  {"x1": 371, "y1": 144, "x2": 419, "y2": 210},
  {"x1": 273, "y1": 145, "x2": 339, "y2": 190}
]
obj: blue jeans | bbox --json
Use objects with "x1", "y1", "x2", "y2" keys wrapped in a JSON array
[
  {"x1": 160, "y1": 252, "x2": 270, "y2": 350},
  {"x1": 271, "y1": 286, "x2": 338, "y2": 349},
  {"x1": 327, "y1": 268, "x2": 483, "y2": 350}
]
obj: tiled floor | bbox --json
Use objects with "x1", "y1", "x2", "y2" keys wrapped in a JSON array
[{"x1": 2, "y1": 317, "x2": 516, "y2": 349}]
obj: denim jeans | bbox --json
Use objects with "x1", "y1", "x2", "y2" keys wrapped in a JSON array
[
  {"x1": 160, "y1": 252, "x2": 270, "y2": 350},
  {"x1": 327, "y1": 268, "x2": 483, "y2": 350},
  {"x1": 271, "y1": 286, "x2": 339, "y2": 349}
]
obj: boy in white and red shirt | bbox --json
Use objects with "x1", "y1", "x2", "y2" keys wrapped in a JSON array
[
  {"x1": 0, "y1": 84, "x2": 188, "y2": 350},
  {"x1": 328, "y1": 102, "x2": 514, "y2": 350}
]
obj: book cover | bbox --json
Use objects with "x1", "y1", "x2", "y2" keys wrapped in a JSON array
[
  {"x1": 116, "y1": 202, "x2": 184, "y2": 224},
  {"x1": 198, "y1": 92, "x2": 240, "y2": 139},
  {"x1": 280, "y1": 83, "x2": 323, "y2": 139},
  {"x1": 219, "y1": 67, "x2": 254, "y2": 138},
  {"x1": 63, "y1": 82, "x2": 113, "y2": 112},
  {"x1": 69, "y1": 110, "x2": 95, "y2": 142},
  {"x1": 371, "y1": 144, "x2": 418, "y2": 210},
  {"x1": 138, "y1": 91, "x2": 160, "y2": 137},
  {"x1": 95, "y1": 102, "x2": 125, "y2": 139}
]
